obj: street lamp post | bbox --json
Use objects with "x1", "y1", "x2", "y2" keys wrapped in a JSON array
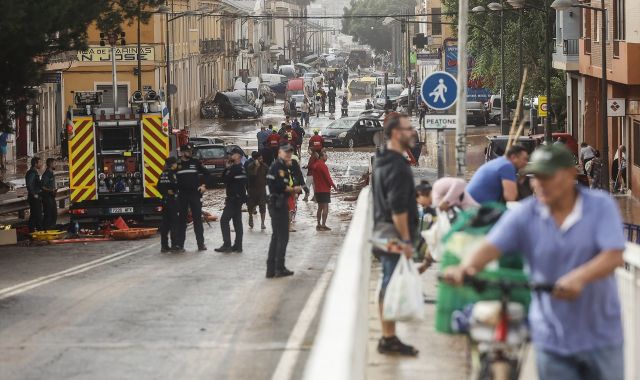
[{"x1": 551, "y1": 0, "x2": 609, "y2": 191}]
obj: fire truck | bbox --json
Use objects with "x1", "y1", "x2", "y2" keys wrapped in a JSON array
[{"x1": 67, "y1": 90, "x2": 173, "y2": 224}]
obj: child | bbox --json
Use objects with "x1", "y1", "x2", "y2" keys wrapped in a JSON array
[
  {"x1": 415, "y1": 180, "x2": 436, "y2": 273},
  {"x1": 157, "y1": 157, "x2": 179, "y2": 252}
]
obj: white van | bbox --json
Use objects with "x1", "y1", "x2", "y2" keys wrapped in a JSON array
[{"x1": 260, "y1": 73, "x2": 287, "y2": 86}]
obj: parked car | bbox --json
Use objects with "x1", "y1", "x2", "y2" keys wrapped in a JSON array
[
  {"x1": 189, "y1": 136, "x2": 225, "y2": 146},
  {"x1": 467, "y1": 101, "x2": 489, "y2": 126},
  {"x1": 485, "y1": 94, "x2": 512, "y2": 124},
  {"x1": 234, "y1": 77, "x2": 260, "y2": 97},
  {"x1": 484, "y1": 133, "x2": 578, "y2": 162},
  {"x1": 192, "y1": 144, "x2": 248, "y2": 186},
  {"x1": 231, "y1": 89, "x2": 256, "y2": 105},
  {"x1": 213, "y1": 92, "x2": 258, "y2": 119},
  {"x1": 192, "y1": 144, "x2": 228, "y2": 185},
  {"x1": 278, "y1": 65, "x2": 297, "y2": 79},
  {"x1": 260, "y1": 73, "x2": 287, "y2": 96},
  {"x1": 321, "y1": 116, "x2": 383, "y2": 148},
  {"x1": 373, "y1": 84, "x2": 404, "y2": 109}
]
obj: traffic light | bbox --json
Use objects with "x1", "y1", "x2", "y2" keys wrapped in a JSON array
[
  {"x1": 133, "y1": 67, "x2": 140, "y2": 76},
  {"x1": 412, "y1": 33, "x2": 429, "y2": 48}
]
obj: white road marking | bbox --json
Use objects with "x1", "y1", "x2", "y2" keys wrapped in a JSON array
[
  {"x1": 0, "y1": 243, "x2": 155, "y2": 300},
  {"x1": 270, "y1": 255, "x2": 337, "y2": 380}
]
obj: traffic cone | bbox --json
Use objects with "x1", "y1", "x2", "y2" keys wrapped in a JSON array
[{"x1": 113, "y1": 217, "x2": 129, "y2": 230}]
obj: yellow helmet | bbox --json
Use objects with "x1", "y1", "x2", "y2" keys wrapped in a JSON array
[{"x1": 313, "y1": 128, "x2": 320, "y2": 134}]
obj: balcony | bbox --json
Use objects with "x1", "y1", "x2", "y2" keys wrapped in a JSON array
[
  {"x1": 552, "y1": 38, "x2": 579, "y2": 72},
  {"x1": 200, "y1": 39, "x2": 225, "y2": 55},
  {"x1": 226, "y1": 41, "x2": 239, "y2": 57}
]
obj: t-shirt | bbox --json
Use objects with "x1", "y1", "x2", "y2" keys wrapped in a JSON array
[
  {"x1": 580, "y1": 145, "x2": 596, "y2": 161},
  {"x1": 466, "y1": 156, "x2": 517, "y2": 204},
  {"x1": 487, "y1": 187, "x2": 625, "y2": 355}
]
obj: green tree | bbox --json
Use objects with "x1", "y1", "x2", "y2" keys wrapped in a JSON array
[
  {"x1": 0, "y1": 0, "x2": 164, "y2": 132},
  {"x1": 341, "y1": 0, "x2": 415, "y2": 53},
  {"x1": 441, "y1": 0, "x2": 566, "y2": 122}
]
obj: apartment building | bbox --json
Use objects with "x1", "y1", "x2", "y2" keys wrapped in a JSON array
[{"x1": 556, "y1": 0, "x2": 640, "y2": 196}]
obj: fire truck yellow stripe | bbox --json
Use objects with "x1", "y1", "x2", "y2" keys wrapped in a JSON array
[
  {"x1": 141, "y1": 115, "x2": 168, "y2": 199},
  {"x1": 69, "y1": 117, "x2": 97, "y2": 202}
]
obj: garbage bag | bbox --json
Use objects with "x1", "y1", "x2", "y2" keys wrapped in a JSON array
[{"x1": 382, "y1": 255, "x2": 424, "y2": 322}]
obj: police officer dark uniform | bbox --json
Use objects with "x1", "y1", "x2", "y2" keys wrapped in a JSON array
[
  {"x1": 175, "y1": 143, "x2": 209, "y2": 251},
  {"x1": 157, "y1": 156, "x2": 179, "y2": 253},
  {"x1": 215, "y1": 148, "x2": 247, "y2": 253},
  {"x1": 41, "y1": 158, "x2": 57, "y2": 230},
  {"x1": 25, "y1": 157, "x2": 44, "y2": 232},
  {"x1": 265, "y1": 143, "x2": 301, "y2": 278}
]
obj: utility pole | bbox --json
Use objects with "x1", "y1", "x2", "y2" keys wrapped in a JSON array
[
  {"x1": 137, "y1": 1, "x2": 142, "y2": 93},
  {"x1": 500, "y1": 0, "x2": 506, "y2": 134},
  {"x1": 456, "y1": 0, "x2": 469, "y2": 178}
]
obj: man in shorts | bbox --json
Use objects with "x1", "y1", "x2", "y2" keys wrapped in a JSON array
[
  {"x1": 246, "y1": 152, "x2": 268, "y2": 230},
  {"x1": 310, "y1": 150, "x2": 336, "y2": 230}
]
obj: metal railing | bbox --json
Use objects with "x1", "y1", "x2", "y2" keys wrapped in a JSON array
[
  {"x1": 617, "y1": 243, "x2": 640, "y2": 380},
  {"x1": 563, "y1": 39, "x2": 579, "y2": 56},
  {"x1": 303, "y1": 186, "x2": 372, "y2": 380}
]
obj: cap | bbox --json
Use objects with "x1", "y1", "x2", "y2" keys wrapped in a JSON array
[
  {"x1": 180, "y1": 142, "x2": 194, "y2": 151},
  {"x1": 230, "y1": 147, "x2": 244, "y2": 156},
  {"x1": 522, "y1": 144, "x2": 576, "y2": 176},
  {"x1": 279, "y1": 142, "x2": 294, "y2": 152}
]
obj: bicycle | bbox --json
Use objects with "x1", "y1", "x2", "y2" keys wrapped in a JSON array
[{"x1": 439, "y1": 274, "x2": 554, "y2": 380}]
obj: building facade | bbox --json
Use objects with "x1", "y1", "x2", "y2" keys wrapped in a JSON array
[{"x1": 557, "y1": 0, "x2": 640, "y2": 197}]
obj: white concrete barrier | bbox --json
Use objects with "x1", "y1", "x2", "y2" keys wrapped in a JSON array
[
  {"x1": 618, "y1": 243, "x2": 640, "y2": 380},
  {"x1": 303, "y1": 186, "x2": 372, "y2": 380}
]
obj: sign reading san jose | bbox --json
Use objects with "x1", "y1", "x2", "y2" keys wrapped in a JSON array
[{"x1": 421, "y1": 71, "x2": 458, "y2": 111}]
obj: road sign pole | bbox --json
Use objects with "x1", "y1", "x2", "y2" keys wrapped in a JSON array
[
  {"x1": 437, "y1": 127, "x2": 444, "y2": 178},
  {"x1": 456, "y1": 0, "x2": 469, "y2": 178}
]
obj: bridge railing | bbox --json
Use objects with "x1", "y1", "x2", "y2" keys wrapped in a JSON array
[{"x1": 303, "y1": 186, "x2": 372, "y2": 380}]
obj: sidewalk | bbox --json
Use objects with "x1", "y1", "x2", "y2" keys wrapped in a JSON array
[{"x1": 367, "y1": 263, "x2": 469, "y2": 379}]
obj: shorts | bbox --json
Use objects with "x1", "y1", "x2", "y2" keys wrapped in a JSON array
[
  {"x1": 315, "y1": 192, "x2": 330, "y2": 204},
  {"x1": 247, "y1": 194, "x2": 266, "y2": 214},
  {"x1": 379, "y1": 254, "x2": 400, "y2": 302}
]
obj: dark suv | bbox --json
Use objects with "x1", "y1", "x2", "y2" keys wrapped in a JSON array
[
  {"x1": 192, "y1": 144, "x2": 247, "y2": 185},
  {"x1": 321, "y1": 117, "x2": 383, "y2": 148}
]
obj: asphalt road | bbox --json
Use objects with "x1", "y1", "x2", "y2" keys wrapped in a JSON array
[{"x1": 0, "y1": 196, "x2": 350, "y2": 380}]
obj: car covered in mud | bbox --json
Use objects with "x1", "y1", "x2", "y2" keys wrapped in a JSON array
[
  {"x1": 321, "y1": 116, "x2": 383, "y2": 148},
  {"x1": 213, "y1": 92, "x2": 258, "y2": 119}
]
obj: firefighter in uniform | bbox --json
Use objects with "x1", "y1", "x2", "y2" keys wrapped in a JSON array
[
  {"x1": 157, "y1": 156, "x2": 179, "y2": 253},
  {"x1": 175, "y1": 143, "x2": 209, "y2": 251},
  {"x1": 215, "y1": 148, "x2": 247, "y2": 253},
  {"x1": 266, "y1": 143, "x2": 301, "y2": 278}
]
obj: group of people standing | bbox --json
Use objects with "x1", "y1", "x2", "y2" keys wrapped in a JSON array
[{"x1": 25, "y1": 157, "x2": 58, "y2": 232}]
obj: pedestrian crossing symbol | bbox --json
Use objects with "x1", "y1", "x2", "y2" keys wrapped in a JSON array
[{"x1": 421, "y1": 71, "x2": 458, "y2": 111}]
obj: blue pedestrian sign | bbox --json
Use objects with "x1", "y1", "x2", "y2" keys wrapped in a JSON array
[{"x1": 421, "y1": 71, "x2": 458, "y2": 111}]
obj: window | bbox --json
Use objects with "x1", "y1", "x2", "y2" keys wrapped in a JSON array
[
  {"x1": 97, "y1": 84, "x2": 128, "y2": 110},
  {"x1": 634, "y1": 120, "x2": 640, "y2": 167},
  {"x1": 594, "y1": 10, "x2": 600, "y2": 42},
  {"x1": 431, "y1": 7, "x2": 442, "y2": 36},
  {"x1": 614, "y1": 0, "x2": 625, "y2": 41}
]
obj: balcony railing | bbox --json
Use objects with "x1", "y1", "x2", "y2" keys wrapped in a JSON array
[
  {"x1": 563, "y1": 39, "x2": 579, "y2": 56},
  {"x1": 584, "y1": 37, "x2": 592, "y2": 54},
  {"x1": 200, "y1": 39, "x2": 225, "y2": 55}
]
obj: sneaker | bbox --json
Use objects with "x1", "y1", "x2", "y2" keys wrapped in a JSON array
[
  {"x1": 248, "y1": 217, "x2": 254, "y2": 229},
  {"x1": 274, "y1": 268, "x2": 294, "y2": 278},
  {"x1": 171, "y1": 246, "x2": 185, "y2": 253},
  {"x1": 214, "y1": 245, "x2": 233, "y2": 253},
  {"x1": 198, "y1": 245, "x2": 208, "y2": 252},
  {"x1": 261, "y1": 224, "x2": 267, "y2": 230},
  {"x1": 316, "y1": 225, "x2": 323, "y2": 231},
  {"x1": 161, "y1": 246, "x2": 171, "y2": 253},
  {"x1": 377, "y1": 336, "x2": 419, "y2": 356},
  {"x1": 231, "y1": 246, "x2": 243, "y2": 253},
  {"x1": 321, "y1": 225, "x2": 332, "y2": 231},
  {"x1": 266, "y1": 271, "x2": 276, "y2": 279}
]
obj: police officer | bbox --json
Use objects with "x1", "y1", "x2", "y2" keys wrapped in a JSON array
[
  {"x1": 266, "y1": 142, "x2": 301, "y2": 278},
  {"x1": 215, "y1": 148, "x2": 247, "y2": 253},
  {"x1": 25, "y1": 156, "x2": 43, "y2": 232},
  {"x1": 175, "y1": 143, "x2": 209, "y2": 252},
  {"x1": 157, "y1": 156, "x2": 179, "y2": 253},
  {"x1": 41, "y1": 158, "x2": 57, "y2": 230}
]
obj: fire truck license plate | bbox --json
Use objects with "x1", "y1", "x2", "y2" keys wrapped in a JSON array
[{"x1": 110, "y1": 207, "x2": 134, "y2": 214}]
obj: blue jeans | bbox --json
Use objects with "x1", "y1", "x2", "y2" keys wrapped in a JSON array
[
  {"x1": 536, "y1": 345, "x2": 624, "y2": 380},
  {"x1": 379, "y1": 254, "x2": 399, "y2": 302}
]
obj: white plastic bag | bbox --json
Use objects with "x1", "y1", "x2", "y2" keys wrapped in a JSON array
[
  {"x1": 422, "y1": 209, "x2": 451, "y2": 261},
  {"x1": 382, "y1": 255, "x2": 425, "y2": 322}
]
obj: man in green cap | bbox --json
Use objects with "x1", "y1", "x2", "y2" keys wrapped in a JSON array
[{"x1": 445, "y1": 144, "x2": 626, "y2": 380}]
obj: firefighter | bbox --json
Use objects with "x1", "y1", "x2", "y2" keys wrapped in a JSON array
[
  {"x1": 26, "y1": 156, "x2": 43, "y2": 232},
  {"x1": 41, "y1": 158, "x2": 57, "y2": 230},
  {"x1": 157, "y1": 156, "x2": 179, "y2": 253},
  {"x1": 215, "y1": 148, "x2": 248, "y2": 253},
  {"x1": 266, "y1": 143, "x2": 301, "y2": 278},
  {"x1": 175, "y1": 143, "x2": 209, "y2": 252}
]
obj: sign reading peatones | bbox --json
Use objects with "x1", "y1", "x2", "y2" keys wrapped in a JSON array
[{"x1": 77, "y1": 46, "x2": 156, "y2": 62}]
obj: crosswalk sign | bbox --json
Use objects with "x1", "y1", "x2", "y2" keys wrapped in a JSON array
[{"x1": 421, "y1": 71, "x2": 458, "y2": 111}]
